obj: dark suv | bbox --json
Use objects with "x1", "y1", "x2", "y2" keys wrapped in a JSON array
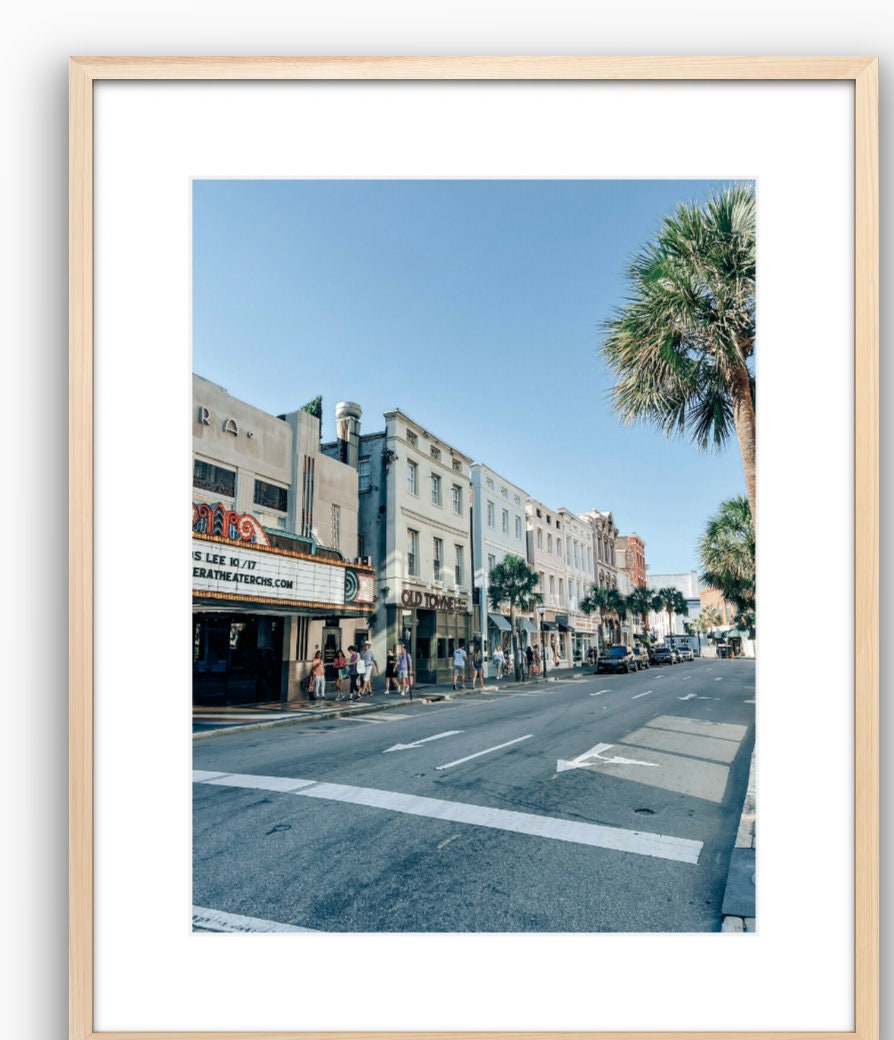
[
  {"x1": 596, "y1": 645, "x2": 637, "y2": 674},
  {"x1": 650, "y1": 645, "x2": 675, "y2": 666}
]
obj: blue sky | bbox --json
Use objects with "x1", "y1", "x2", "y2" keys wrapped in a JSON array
[{"x1": 192, "y1": 179, "x2": 749, "y2": 575}]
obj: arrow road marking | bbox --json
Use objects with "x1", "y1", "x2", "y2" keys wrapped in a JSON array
[
  {"x1": 557, "y1": 742, "x2": 659, "y2": 772},
  {"x1": 435, "y1": 734, "x2": 533, "y2": 770},
  {"x1": 632, "y1": 690, "x2": 652, "y2": 699},
  {"x1": 383, "y1": 730, "x2": 463, "y2": 753},
  {"x1": 590, "y1": 689, "x2": 611, "y2": 696},
  {"x1": 678, "y1": 693, "x2": 697, "y2": 701}
]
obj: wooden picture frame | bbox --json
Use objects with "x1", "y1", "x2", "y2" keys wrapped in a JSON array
[{"x1": 69, "y1": 56, "x2": 879, "y2": 1040}]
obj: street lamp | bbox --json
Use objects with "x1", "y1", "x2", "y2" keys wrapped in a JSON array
[{"x1": 539, "y1": 606, "x2": 548, "y2": 680}]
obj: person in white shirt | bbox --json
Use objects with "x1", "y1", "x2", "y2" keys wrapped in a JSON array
[
  {"x1": 492, "y1": 645, "x2": 505, "y2": 678},
  {"x1": 453, "y1": 644, "x2": 467, "y2": 690}
]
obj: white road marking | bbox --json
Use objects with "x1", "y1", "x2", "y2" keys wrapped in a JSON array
[
  {"x1": 435, "y1": 734, "x2": 533, "y2": 770},
  {"x1": 557, "y1": 742, "x2": 659, "y2": 772},
  {"x1": 678, "y1": 693, "x2": 697, "y2": 701},
  {"x1": 715, "y1": 677, "x2": 723, "y2": 682},
  {"x1": 590, "y1": 689, "x2": 611, "y2": 696},
  {"x1": 632, "y1": 690, "x2": 652, "y2": 699},
  {"x1": 193, "y1": 905, "x2": 319, "y2": 933},
  {"x1": 193, "y1": 770, "x2": 700, "y2": 864},
  {"x1": 383, "y1": 730, "x2": 463, "y2": 753}
]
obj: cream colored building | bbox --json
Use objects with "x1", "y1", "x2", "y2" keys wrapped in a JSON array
[
  {"x1": 525, "y1": 498, "x2": 573, "y2": 667},
  {"x1": 192, "y1": 376, "x2": 373, "y2": 705}
]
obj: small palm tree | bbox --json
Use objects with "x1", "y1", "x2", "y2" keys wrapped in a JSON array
[
  {"x1": 582, "y1": 585, "x2": 627, "y2": 648},
  {"x1": 626, "y1": 586, "x2": 658, "y2": 638},
  {"x1": 601, "y1": 184, "x2": 756, "y2": 518},
  {"x1": 488, "y1": 554, "x2": 542, "y2": 681},
  {"x1": 698, "y1": 496, "x2": 755, "y2": 618},
  {"x1": 656, "y1": 586, "x2": 690, "y2": 640}
]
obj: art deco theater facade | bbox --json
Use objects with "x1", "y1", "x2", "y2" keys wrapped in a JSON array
[{"x1": 192, "y1": 376, "x2": 374, "y2": 706}]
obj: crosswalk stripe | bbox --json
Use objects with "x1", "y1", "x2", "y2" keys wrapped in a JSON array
[
  {"x1": 193, "y1": 906, "x2": 320, "y2": 933},
  {"x1": 193, "y1": 770, "x2": 702, "y2": 864}
]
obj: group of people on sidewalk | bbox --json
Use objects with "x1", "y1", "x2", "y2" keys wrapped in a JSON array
[
  {"x1": 305, "y1": 640, "x2": 576, "y2": 703},
  {"x1": 305, "y1": 641, "x2": 414, "y2": 702}
]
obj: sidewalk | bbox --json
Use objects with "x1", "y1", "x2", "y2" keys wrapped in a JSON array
[{"x1": 193, "y1": 665, "x2": 591, "y2": 739}]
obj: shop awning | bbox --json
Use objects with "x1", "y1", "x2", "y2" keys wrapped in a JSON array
[
  {"x1": 487, "y1": 613, "x2": 511, "y2": 632},
  {"x1": 557, "y1": 621, "x2": 576, "y2": 633},
  {"x1": 541, "y1": 620, "x2": 557, "y2": 631},
  {"x1": 517, "y1": 618, "x2": 538, "y2": 634}
]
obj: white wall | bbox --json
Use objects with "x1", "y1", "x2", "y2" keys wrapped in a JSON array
[{"x1": 5, "y1": 6, "x2": 893, "y2": 1039}]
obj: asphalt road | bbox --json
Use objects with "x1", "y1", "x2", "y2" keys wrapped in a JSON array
[{"x1": 193, "y1": 658, "x2": 755, "y2": 932}]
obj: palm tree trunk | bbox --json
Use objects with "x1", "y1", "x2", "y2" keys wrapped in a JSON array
[
  {"x1": 509, "y1": 602, "x2": 520, "y2": 682},
  {"x1": 730, "y1": 360, "x2": 757, "y2": 519}
]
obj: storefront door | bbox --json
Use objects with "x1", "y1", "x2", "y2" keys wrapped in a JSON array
[{"x1": 193, "y1": 613, "x2": 283, "y2": 706}]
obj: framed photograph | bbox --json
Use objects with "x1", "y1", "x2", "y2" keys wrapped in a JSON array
[{"x1": 70, "y1": 57, "x2": 878, "y2": 1040}]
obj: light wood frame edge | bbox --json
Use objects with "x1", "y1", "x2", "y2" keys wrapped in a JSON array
[{"x1": 68, "y1": 55, "x2": 880, "y2": 1040}]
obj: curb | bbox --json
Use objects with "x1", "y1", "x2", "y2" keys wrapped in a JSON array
[
  {"x1": 720, "y1": 749, "x2": 756, "y2": 932},
  {"x1": 192, "y1": 671, "x2": 588, "y2": 740}
]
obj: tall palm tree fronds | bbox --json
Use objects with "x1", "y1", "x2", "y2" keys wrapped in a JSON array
[
  {"x1": 626, "y1": 585, "x2": 658, "y2": 637},
  {"x1": 601, "y1": 183, "x2": 756, "y2": 516},
  {"x1": 488, "y1": 554, "x2": 542, "y2": 680},
  {"x1": 698, "y1": 496, "x2": 755, "y2": 617},
  {"x1": 582, "y1": 584, "x2": 628, "y2": 647},
  {"x1": 656, "y1": 585, "x2": 690, "y2": 637}
]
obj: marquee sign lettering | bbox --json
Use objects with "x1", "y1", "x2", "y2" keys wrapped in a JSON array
[{"x1": 192, "y1": 502, "x2": 269, "y2": 545}]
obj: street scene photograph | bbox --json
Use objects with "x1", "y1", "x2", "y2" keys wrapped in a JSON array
[{"x1": 191, "y1": 178, "x2": 757, "y2": 933}]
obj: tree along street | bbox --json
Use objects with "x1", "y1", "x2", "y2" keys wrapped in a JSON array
[{"x1": 193, "y1": 659, "x2": 755, "y2": 932}]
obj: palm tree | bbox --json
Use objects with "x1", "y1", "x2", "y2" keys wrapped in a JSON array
[
  {"x1": 656, "y1": 586, "x2": 690, "y2": 640},
  {"x1": 698, "y1": 496, "x2": 755, "y2": 619},
  {"x1": 626, "y1": 586, "x2": 658, "y2": 640},
  {"x1": 582, "y1": 584, "x2": 627, "y2": 648},
  {"x1": 601, "y1": 183, "x2": 756, "y2": 518},
  {"x1": 488, "y1": 554, "x2": 542, "y2": 681}
]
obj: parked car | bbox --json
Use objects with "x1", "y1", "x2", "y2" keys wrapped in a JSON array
[
  {"x1": 676, "y1": 646, "x2": 694, "y2": 662},
  {"x1": 649, "y1": 645, "x2": 675, "y2": 666},
  {"x1": 596, "y1": 645, "x2": 637, "y2": 674},
  {"x1": 631, "y1": 646, "x2": 651, "y2": 670}
]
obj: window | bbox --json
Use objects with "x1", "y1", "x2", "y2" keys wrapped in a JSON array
[
  {"x1": 537, "y1": 528, "x2": 543, "y2": 549},
  {"x1": 358, "y1": 456, "x2": 371, "y2": 492},
  {"x1": 254, "y1": 479, "x2": 288, "y2": 512},
  {"x1": 558, "y1": 578, "x2": 564, "y2": 602},
  {"x1": 514, "y1": 495, "x2": 521, "y2": 505},
  {"x1": 452, "y1": 485, "x2": 463, "y2": 514},
  {"x1": 433, "y1": 538, "x2": 443, "y2": 581},
  {"x1": 431, "y1": 473, "x2": 442, "y2": 506},
  {"x1": 502, "y1": 509, "x2": 509, "y2": 534},
  {"x1": 431, "y1": 446, "x2": 441, "y2": 461},
  {"x1": 407, "y1": 460, "x2": 418, "y2": 495},
  {"x1": 452, "y1": 458, "x2": 462, "y2": 473},
  {"x1": 550, "y1": 575, "x2": 555, "y2": 600},
  {"x1": 547, "y1": 533, "x2": 553, "y2": 553},
  {"x1": 331, "y1": 505, "x2": 340, "y2": 550},
  {"x1": 574, "y1": 542, "x2": 580, "y2": 568},
  {"x1": 487, "y1": 501, "x2": 495, "y2": 527},
  {"x1": 454, "y1": 545, "x2": 464, "y2": 586},
  {"x1": 536, "y1": 508, "x2": 542, "y2": 518},
  {"x1": 407, "y1": 429, "x2": 417, "y2": 446},
  {"x1": 407, "y1": 529, "x2": 419, "y2": 576},
  {"x1": 500, "y1": 486, "x2": 508, "y2": 498},
  {"x1": 515, "y1": 516, "x2": 522, "y2": 540},
  {"x1": 193, "y1": 460, "x2": 236, "y2": 497},
  {"x1": 488, "y1": 554, "x2": 496, "y2": 573},
  {"x1": 486, "y1": 477, "x2": 494, "y2": 490}
]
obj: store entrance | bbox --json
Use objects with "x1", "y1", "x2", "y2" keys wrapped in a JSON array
[{"x1": 193, "y1": 613, "x2": 283, "y2": 706}]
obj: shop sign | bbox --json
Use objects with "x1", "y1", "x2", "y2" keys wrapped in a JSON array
[
  {"x1": 193, "y1": 537, "x2": 374, "y2": 608},
  {"x1": 400, "y1": 587, "x2": 469, "y2": 613}
]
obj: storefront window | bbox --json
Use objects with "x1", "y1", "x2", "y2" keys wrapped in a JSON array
[
  {"x1": 254, "y1": 479, "x2": 288, "y2": 512},
  {"x1": 194, "y1": 459, "x2": 236, "y2": 497}
]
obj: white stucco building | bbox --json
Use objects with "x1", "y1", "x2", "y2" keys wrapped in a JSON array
[{"x1": 471, "y1": 464, "x2": 529, "y2": 675}]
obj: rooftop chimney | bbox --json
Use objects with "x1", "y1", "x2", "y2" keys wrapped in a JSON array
[{"x1": 335, "y1": 401, "x2": 362, "y2": 468}]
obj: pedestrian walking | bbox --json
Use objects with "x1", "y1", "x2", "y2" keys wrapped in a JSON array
[
  {"x1": 311, "y1": 650, "x2": 326, "y2": 702},
  {"x1": 525, "y1": 645, "x2": 534, "y2": 675},
  {"x1": 471, "y1": 646, "x2": 484, "y2": 689},
  {"x1": 385, "y1": 646, "x2": 398, "y2": 692},
  {"x1": 453, "y1": 644, "x2": 467, "y2": 689},
  {"x1": 396, "y1": 643, "x2": 412, "y2": 696},
  {"x1": 333, "y1": 648, "x2": 347, "y2": 699},
  {"x1": 360, "y1": 640, "x2": 378, "y2": 695},
  {"x1": 532, "y1": 646, "x2": 541, "y2": 675},
  {"x1": 492, "y1": 645, "x2": 504, "y2": 678},
  {"x1": 347, "y1": 645, "x2": 361, "y2": 699}
]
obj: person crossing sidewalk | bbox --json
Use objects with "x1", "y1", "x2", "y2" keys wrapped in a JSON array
[{"x1": 453, "y1": 643, "x2": 467, "y2": 690}]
